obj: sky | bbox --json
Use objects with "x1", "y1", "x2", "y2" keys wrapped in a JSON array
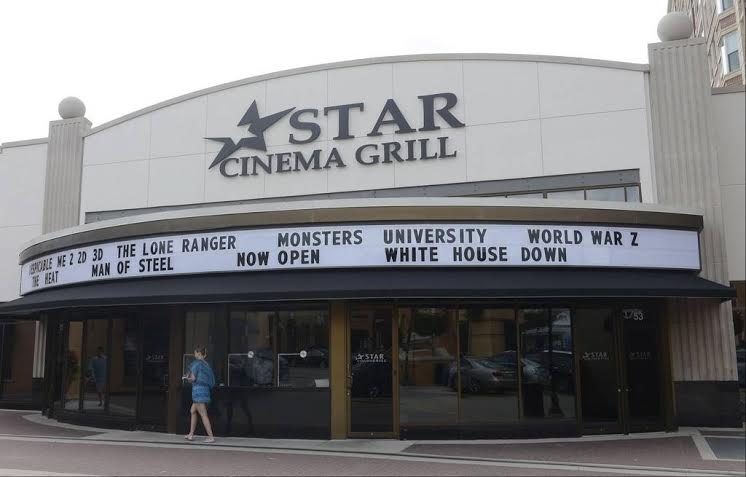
[{"x1": 0, "y1": 0, "x2": 666, "y2": 144}]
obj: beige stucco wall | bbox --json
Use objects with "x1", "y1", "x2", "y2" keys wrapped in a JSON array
[{"x1": 712, "y1": 87, "x2": 745, "y2": 282}]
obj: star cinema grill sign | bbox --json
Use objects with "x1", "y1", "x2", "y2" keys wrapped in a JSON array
[{"x1": 206, "y1": 93, "x2": 465, "y2": 178}]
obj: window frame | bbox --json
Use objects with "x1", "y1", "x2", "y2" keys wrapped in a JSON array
[{"x1": 721, "y1": 29, "x2": 741, "y2": 74}]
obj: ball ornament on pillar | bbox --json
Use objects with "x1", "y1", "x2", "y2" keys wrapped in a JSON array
[
  {"x1": 657, "y1": 12, "x2": 693, "y2": 42},
  {"x1": 58, "y1": 97, "x2": 86, "y2": 119}
]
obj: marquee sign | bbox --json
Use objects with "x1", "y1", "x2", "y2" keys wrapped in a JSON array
[
  {"x1": 20, "y1": 223, "x2": 700, "y2": 295},
  {"x1": 206, "y1": 93, "x2": 465, "y2": 178}
]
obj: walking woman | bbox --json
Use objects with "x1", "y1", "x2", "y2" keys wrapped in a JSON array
[{"x1": 184, "y1": 345, "x2": 216, "y2": 443}]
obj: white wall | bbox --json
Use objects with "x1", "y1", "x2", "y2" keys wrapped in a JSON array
[
  {"x1": 0, "y1": 142, "x2": 47, "y2": 301},
  {"x1": 712, "y1": 89, "x2": 745, "y2": 282},
  {"x1": 80, "y1": 58, "x2": 653, "y2": 219}
]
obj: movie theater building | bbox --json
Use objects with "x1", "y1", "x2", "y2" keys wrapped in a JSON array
[{"x1": 1, "y1": 34, "x2": 744, "y2": 438}]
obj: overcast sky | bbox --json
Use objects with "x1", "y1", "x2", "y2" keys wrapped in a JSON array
[{"x1": 0, "y1": 0, "x2": 666, "y2": 144}]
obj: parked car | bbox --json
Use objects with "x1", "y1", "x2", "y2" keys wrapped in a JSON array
[{"x1": 449, "y1": 356, "x2": 517, "y2": 393}]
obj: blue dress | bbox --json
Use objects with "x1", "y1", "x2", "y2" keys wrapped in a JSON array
[{"x1": 189, "y1": 359, "x2": 215, "y2": 404}]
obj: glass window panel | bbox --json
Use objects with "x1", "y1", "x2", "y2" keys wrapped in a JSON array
[
  {"x1": 546, "y1": 190, "x2": 585, "y2": 200},
  {"x1": 625, "y1": 186, "x2": 641, "y2": 203},
  {"x1": 723, "y1": 31, "x2": 740, "y2": 73},
  {"x1": 586, "y1": 187, "x2": 626, "y2": 202},
  {"x1": 228, "y1": 310, "x2": 275, "y2": 387},
  {"x1": 727, "y1": 50, "x2": 740, "y2": 73},
  {"x1": 458, "y1": 308, "x2": 518, "y2": 423},
  {"x1": 575, "y1": 308, "x2": 619, "y2": 428},
  {"x1": 0, "y1": 321, "x2": 35, "y2": 402},
  {"x1": 506, "y1": 193, "x2": 544, "y2": 199},
  {"x1": 140, "y1": 318, "x2": 170, "y2": 425},
  {"x1": 623, "y1": 308, "x2": 662, "y2": 426},
  {"x1": 83, "y1": 319, "x2": 109, "y2": 412},
  {"x1": 277, "y1": 310, "x2": 329, "y2": 388},
  {"x1": 185, "y1": 310, "x2": 226, "y2": 386},
  {"x1": 519, "y1": 308, "x2": 575, "y2": 419},
  {"x1": 349, "y1": 307, "x2": 394, "y2": 433},
  {"x1": 109, "y1": 317, "x2": 138, "y2": 416},
  {"x1": 64, "y1": 322, "x2": 83, "y2": 410},
  {"x1": 398, "y1": 307, "x2": 458, "y2": 425}
]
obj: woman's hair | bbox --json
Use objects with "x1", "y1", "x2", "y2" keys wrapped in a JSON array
[{"x1": 194, "y1": 345, "x2": 208, "y2": 356}]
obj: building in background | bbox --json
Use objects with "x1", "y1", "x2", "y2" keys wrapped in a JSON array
[
  {"x1": 669, "y1": 0, "x2": 746, "y2": 86},
  {"x1": 0, "y1": 13, "x2": 744, "y2": 437}
]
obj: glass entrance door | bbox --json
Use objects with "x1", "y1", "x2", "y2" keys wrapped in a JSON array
[
  {"x1": 621, "y1": 308, "x2": 663, "y2": 432},
  {"x1": 348, "y1": 306, "x2": 396, "y2": 437},
  {"x1": 138, "y1": 318, "x2": 170, "y2": 427},
  {"x1": 575, "y1": 308, "x2": 623, "y2": 433},
  {"x1": 576, "y1": 306, "x2": 664, "y2": 434}
]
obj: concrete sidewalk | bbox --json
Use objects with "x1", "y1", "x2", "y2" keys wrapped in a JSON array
[{"x1": 5, "y1": 411, "x2": 745, "y2": 476}]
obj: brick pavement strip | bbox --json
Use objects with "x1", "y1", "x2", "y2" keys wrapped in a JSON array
[
  {"x1": 0, "y1": 440, "x2": 628, "y2": 477},
  {"x1": 0, "y1": 412, "x2": 101, "y2": 439},
  {"x1": 403, "y1": 437, "x2": 746, "y2": 473},
  {"x1": 1, "y1": 411, "x2": 743, "y2": 476}
]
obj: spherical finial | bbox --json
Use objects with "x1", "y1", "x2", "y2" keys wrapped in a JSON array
[
  {"x1": 657, "y1": 12, "x2": 693, "y2": 42},
  {"x1": 58, "y1": 97, "x2": 86, "y2": 119}
]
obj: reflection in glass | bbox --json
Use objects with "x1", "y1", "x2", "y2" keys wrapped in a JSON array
[
  {"x1": 586, "y1": 187, "x2": 625, "y2": 202},
  {"x1": 140, "y1": 318, "x2": 170, "y2": 425},
  {"x1": 228, "y1": 310, "x2": 275, "y2": 387},
  {"x1": 0, "y1": 321, "x2": 35, "y2": 401},
  {"x1": 277, "y1": 310, "x2": 329, "y2": 388},
  {"x1": 625, "y1": 186, "x2": 641, "y2": 202},
  {"x1": 83, "y1": 319, "x2": 108, "y2": 412},
  {"x1": 575, "y1": 308, "x2": 619, "y2": 429},
  {"x1": 546, "y1": 190, "x2": 585, "y2": 200},
  {"x1": 185, "y1": 310, "x2": 226, "y2": 385},
  {"x1": 398, "y1": 308, "x2": 458, "y2": 425},
  {"x1": 623, "y1": 308, "x2": 662, "y2": 428},
  {"x1": 519, "y1": 308, "x2": 575, "y2": 419},
  {"x1": 64, "y1": 322, "x2": 83, "y2": 410},
  {"x1": 458, "y1": 308, "x2": 518, "y2": 422},
  {"x1": 350, "y1": 307, "x2": 393, "y2": 433},
  {"x1": 109, "y1": 317, "x2": 138, "y2": 416}
]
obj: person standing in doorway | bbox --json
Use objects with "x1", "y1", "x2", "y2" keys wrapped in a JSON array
[{"x1": 184, "y1": 345, "x2": 216, "y2": 443}]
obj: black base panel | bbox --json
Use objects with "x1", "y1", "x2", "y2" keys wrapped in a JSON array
[
  {"x1": 0, "y1": 400, "x2": 40, "y2": 411},
  {"x1": 400, "y1": 420, "x2": 580, "y2": 440},
  {"x1": 674, "y1": 380, "x2": 742, "y2": 427},
  {"x1": 177, "y1": 387, "x2": 331, "y2": 440},
  {"x1": 54, "y1": 408, "x2": 137, "y2": 431}
]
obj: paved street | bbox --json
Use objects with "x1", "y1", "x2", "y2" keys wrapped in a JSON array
[{"x1": 0, "y1": 410, "x2": 743, "y2": 476}]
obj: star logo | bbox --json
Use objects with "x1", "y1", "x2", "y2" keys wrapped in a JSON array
[{"x1": 206, "y1": 101, "x2": 295, "y2": 169}]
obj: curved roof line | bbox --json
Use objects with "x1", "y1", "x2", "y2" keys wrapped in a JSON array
[
  {"x1": 86, "y1": 53, "x2": 649, "y2": 136},
  {"x1": 18, "y1": 196, "x2": 698, "y2": 262}
]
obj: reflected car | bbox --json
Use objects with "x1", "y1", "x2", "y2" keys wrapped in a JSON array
[
  {"x1": 304, "y1": 345, "x2": 329, "y2": 368},
  {"x1": 449, "y1": 356, "x2": 517, "y2": 393},
  {"x1": 525, "y1": 350, "x2": 574, "y2": 392},
  {"x1": 492, "y1": 351, "x2": 550, "y2": 387}
]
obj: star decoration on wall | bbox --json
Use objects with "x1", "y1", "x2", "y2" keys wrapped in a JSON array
[{"x1": 206, "y1": 101, "x2": 295, "y2": 169}]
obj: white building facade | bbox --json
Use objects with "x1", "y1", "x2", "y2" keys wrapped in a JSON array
[{"x1": 0, "y1": 28, "x2": 743, "y2": 436}]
